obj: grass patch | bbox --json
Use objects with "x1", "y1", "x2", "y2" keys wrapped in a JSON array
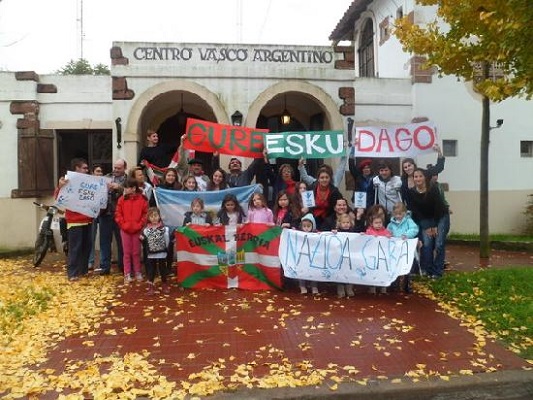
[
  {"x1": 0, "y1": 285, "x2": 55, "y2": 338},
  {"x1": 427, "y1": 267, "x2": 533, "y2": 359},
  {"x1": 448, "y1": 233, "x2": 533, "y2": 242}
]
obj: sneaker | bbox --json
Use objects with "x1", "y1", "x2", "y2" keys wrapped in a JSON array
[
  {"x1": 68, "y1": 276, "x2": 79, "y2": 282},
  {"x1": 135, "y1": 273, "x2": 143, "y2": 282},
  {"x1": 337, "y1": 285, "x2": 346, "y2": 298},
  {"x1": 311, "y1": 286, "x2": 319, "y2": 295},
  {"x1": 300, "y1": 286, "x2": 308, "y2": 295},
  {"x1": 124, "y1": 275, "x2": 133, "y2": 285},
  {"x1": 146, "y1": 283, "x2": 155, "y2": 296},
  {"x1": 88, "y1": 263, "x2": 94, "y2": 271},
  {"x1": 162, "y1": 283, "x2": 170, "y2": 294},
  {"x1": 346, "y1": 285, "x2": 355, "y2": 297},
  {"x1": 368, "y1": 286, "x2": 377, "y2": 294},
  {"x1": 380, "y1": 287, "x2": 387, "y2": 294}
]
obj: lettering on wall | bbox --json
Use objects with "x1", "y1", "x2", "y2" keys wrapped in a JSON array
[{"x1": 132, "y1": 46, "x2": 334, "y2": 64}]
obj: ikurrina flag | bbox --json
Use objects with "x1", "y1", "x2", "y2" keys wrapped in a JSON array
[{"x1": 176, "y1": 223, "x2": 282, "y2": 290}]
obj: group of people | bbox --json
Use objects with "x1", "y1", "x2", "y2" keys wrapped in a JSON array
[{"x1": 57, "y1": 128, "x2": 449, "y2": 298}]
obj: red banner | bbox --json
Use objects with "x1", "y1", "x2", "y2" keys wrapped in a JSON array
[
  {"x1": 176, "y1": 223, "x2": 282, "y2": 290},
  {"x1": 183, "y1": 118, "x2": 268, "y2": 158}
]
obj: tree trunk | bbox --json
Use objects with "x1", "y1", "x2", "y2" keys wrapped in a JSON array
[{"x1": 480, "y1": 63, "x2": 491, "y2": 258}]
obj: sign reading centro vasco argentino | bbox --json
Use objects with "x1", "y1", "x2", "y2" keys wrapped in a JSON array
[
  {"x1": 265, "y1": 131, "x2": 344, "y2": 159},
  {"x1": 132, "y1": 45, "x2": 334, "y2": 64}
]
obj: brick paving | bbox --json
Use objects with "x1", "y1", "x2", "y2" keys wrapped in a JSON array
[{"x1": 11, "y1": 244, "x2": 531, "y2": 398}]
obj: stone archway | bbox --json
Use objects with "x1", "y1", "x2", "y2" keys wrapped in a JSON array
[
  {"x1": 122, "y1": 80, "x2": 229, "y2": 165},
  {"x1": 246, "y1": 80, "x2": 344, "y2": 132}
]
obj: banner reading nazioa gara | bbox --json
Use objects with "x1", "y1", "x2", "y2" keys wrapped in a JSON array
[
  {"x1": 279, "y1": 230, "x2": 418, "y2": 287},
  {"x1": 176, "y1": 223, "x2": 282, "y2": 290}
]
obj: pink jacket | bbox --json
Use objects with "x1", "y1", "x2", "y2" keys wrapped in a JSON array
[{"x1": 365, "y1": 226, "x2": 392, "y2": 238}]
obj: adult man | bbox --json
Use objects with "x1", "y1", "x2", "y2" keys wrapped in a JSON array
[
  {"x1": 138, "y1": 129, "x2": 177, "y2": 168},
  {"x1": 98, "y1": 159, "x2": 127, "y2": 275},
  {"x1": 187, "y1": 158, "x2": 209, "y2": 191},
  {"x1": 55, "y1": 158, "x2": 92, "y2": 281},
  {"x1": 223, "y1": 156, "x2": 264, "y2": 188}
]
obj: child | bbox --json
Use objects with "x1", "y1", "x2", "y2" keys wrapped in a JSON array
[
  {"x1": 215, "y1": 194, "x2": 246, "y2": 226},
  {"x1": 247, "y1": 193, "x2": 274, "y2": 224},
  {"x1": 141, "y1": 207, "x2": 170, "y2": 295},
  {"x1": 115, "y1": 177, "x2": 148, "y2": 284},
  {"x1": 296, "y1": 181, "x2": 310, "y2": 215},
  {"x1": 365, "y1": 214, "x2": 392, "y2": 294},
  {"x1": 183, "y1": 197, "x2": 213, "y2": 226},
  {"x1": 298, "y1": 214, "x2": 319, "y2": 295},
  {"x1": 182, "y1": 175, "x2": 199, "y2": 191},
  {"x1": 273, "y1": 190, "x2": 301, "y2": 228},
  {"x1": 387, "y1": 202, "x2": 419, "y2": 293},
  {"x1": 332, "y1": 213, "x2": 356, "y2": 298}
]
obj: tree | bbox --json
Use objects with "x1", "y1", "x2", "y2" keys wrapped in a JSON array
[
  {"x1": 57, "y1": 58, "x2": 110, "y2": 75},
  {"x1": 394, "y1": 0, "x2": 533, "y2": 258}
]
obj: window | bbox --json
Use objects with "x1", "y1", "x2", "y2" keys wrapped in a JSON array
[
  {"x1": 442, "y1": 140, "x2": 457, "y2": 157},
  {"x1": 57, "y1": 130, "x2": 112, "y2": 175},
  {"x1": 358, "y1": 19, "x2": 375, "y2": 77},
  {"x1": 379, "y1": 17, "x2": 390, "y2": 45},
  {"x1": 396, "y1": 6, "x2": 403, "y2": 19},
  {"x1": 521, "y1": 141, "x2": 533, "y2": 157}
]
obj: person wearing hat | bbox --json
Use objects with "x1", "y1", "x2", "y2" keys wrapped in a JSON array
[
  {"x1": 349, "y1": 158, "x2": 374, "y2": 193},
  {"x1": 187, "y1": 158, "x2": 209, "y2": 191}
]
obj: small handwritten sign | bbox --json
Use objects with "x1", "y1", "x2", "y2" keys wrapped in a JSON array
[
  {"x1": 352, "y1": 191, "x2": 367, "y2": 209},
  {"x1": 301, "y1": 190, "x2": 315, "y2": 208},
  {"x1": 56, "y1": 171, "x2": 109, "y2": 218}
]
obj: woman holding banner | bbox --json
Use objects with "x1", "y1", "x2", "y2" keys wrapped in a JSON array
[
  {"x1": 307, "y1": 166, "x2": 343, "y2": 231},
  {"x1": 409, "y1": 168, "x2": 446, "y2": 278},
  {"x1": 401, "y1": 144, "x2": 445, "y2": 209}
]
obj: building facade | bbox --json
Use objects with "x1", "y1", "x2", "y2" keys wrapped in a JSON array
[{"x1": 0, "y1": 0, "x2": 531, "y2": 250}]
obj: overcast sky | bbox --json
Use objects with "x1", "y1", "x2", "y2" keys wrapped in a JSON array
[{"x1": 0, "y1": 0, "x2": 352, "y2": 73}]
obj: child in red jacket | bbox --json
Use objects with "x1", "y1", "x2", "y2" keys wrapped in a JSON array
[{"x1": 115, "y1": 177, "x2": 148, "y2": 284}]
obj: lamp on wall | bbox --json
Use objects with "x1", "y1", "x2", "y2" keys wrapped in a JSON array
[
  {"x1": 115, "y1": 117, "x2": 122, "y2": 149},
  {"x1": 280, "y1": 95, "x2": 291, "y2": 125},
  {"x1": 231, "y1": 111, "x2": 243, "y2": 126},
  {"x1": 176, "y1": 92, "x2": 187, "y2": 127}
]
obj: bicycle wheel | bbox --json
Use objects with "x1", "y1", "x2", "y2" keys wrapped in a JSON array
[{"x1": 33, "y1": 233, "x2": 50, "y2": 267}]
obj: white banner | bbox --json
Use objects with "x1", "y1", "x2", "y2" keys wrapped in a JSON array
[
  {"x1": 353, "y1": 121, "x2": 438, "y2": 158},
  {"x1": 279, "y1": 229, "x2": 417, "y2": 286},
  {"x1": 55, "y1": 171, "x2": 109, "y2": 218}
]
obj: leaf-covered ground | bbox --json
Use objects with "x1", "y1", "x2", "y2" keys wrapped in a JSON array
[{"x1": 0, "y1": 257, "x2": 530, "y2": 399}]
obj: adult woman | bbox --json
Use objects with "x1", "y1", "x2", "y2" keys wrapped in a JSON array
[
  {"x1": 321, "y1": 197, "x2": 360, "y2": 231},
  {"x1": 401, "y1": 144, "x2": 445, "y2": 209},
  {"x1": 206, "y1": 168, "x2": 228, "y2": 191},
  {"x1": 158, "y1": 168, "x2": 182, "y2": 190},
  {"x1": 308, "y1": 166, "x2": 343, "y2": 231},
  {"x1": 349, "y1": 158, "x2": 374, "y2": 193},
  {"x1": 409, "y1": 168, "x2": 446, "y2": 278}
]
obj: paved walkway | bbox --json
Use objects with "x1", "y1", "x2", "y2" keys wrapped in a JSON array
[{"x1": 24, "y1": 244, "x2": 532, "y2": 398}]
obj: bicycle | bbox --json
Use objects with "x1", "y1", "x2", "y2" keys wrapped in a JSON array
[{"x1": 33, "y1": 202, "x2": 68, "y2": 267}]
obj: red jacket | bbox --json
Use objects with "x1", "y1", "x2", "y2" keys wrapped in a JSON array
[
  {"x1": 365, "y1": 226, "x2": 392, "y2": 238},
  {"x1": 115, "y1": 193, "x2": 148, "y2": 234}
]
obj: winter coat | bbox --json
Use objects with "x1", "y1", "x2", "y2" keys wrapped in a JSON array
[
  {"x1": 387, "y1": 212, "x2": 419, "y2": 239},
  {"x1": 115, "y1": 193, "x2": 148, "y2": 234}
]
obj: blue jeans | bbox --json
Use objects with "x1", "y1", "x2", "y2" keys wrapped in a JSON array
[
  {"x1": 67, "y1": 223, "x2": 92, "y2": 278},
  {"x1": 99, "y1": 213, "x2": 123, "y2": 273},
  {"x1": 88, "y1": 216, "x2": 99, "y2": 266},
  {"x1": 434, "y1": 212, "x2": 450, "y2": 276},
  {"x1": 419, "y1": 220, "x2": 438, "y2": 277}
]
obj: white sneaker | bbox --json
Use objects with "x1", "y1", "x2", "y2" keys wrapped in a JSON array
[
  {"x1": 337, "y1": 285, "x2": 346, "y2": 298},
  {"x1": 124, "y1": 275, "x2": 133, "y2": 284},
  {"x1": 311, "y1": 286, "x2": 319, "y2": 295},
  {"x1": 135, "y1": 273, "x2": 143, "y2": 282},
  {"x1": 380, "y1": 287, "x2": 387, "y2": 294},
  {"x1": 300, "y1": 286, "x2": 308, "y2": 294}
]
